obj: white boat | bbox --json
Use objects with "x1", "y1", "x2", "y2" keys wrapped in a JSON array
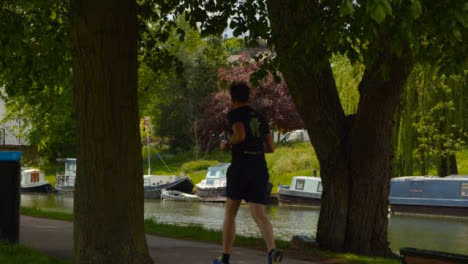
[
  {"x1": 55, "y1": 158, "x2": 76, "y2": 193},
  {"x1": 195, "y1": 163, "x2": 229, "y2": 198},
  {"x1": 278, "y1": 176, "x2": 322, "y2": 206},
  {"x1": 21, "y1": 169, "x2": 54, "y2": 193},
  {"x1": 161, "y1": 189, "x2": 202, "y2": 202}
]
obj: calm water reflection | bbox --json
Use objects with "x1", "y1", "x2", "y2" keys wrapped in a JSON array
[{"x1": 21, "y1": 194, "x2": 468, "y2": 255}]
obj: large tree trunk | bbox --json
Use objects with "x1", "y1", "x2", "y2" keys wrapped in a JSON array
[
  {"x1": 439, "y1": 157, "x2": 449, "y2": 177},
  {"x1": 439, "y1": 154, "x2": 458, "y2": 177},
  {"x1": 267, "y1": 0, "x2": 413, "y2": 256},
  {"x1": 345, "y1": 49, "x2": 412, "y2": 255},
  {"x1": 71, "y1": 0, "x2": 152, "y2": 263},
  {"x1": 449, "y1": 154, "x2": 458, "y2": 175}
]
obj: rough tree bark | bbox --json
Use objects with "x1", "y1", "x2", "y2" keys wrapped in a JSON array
[
  {"x1": 267, "y1": 0, "x2": 413, "y2": 256},
  {"x1": 449, "y1": 154, "x2": 458, "y2": 175},
  {"x1": 71, "y1": 0, "x2": 152, "y2": 263},
  {"x1": 439, "y1": 154, "x2": 458, "y2": 177}
]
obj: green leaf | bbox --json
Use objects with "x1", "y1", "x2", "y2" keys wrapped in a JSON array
[
  {"x1": 454, "y1": 12, "x2": 467, "y2": 28},
  {"x1": 371, "y1": 4, "x2": 387, "y2": 24},
  {"x1": 453, "y1": 28, "x2": 462, "y2": 42},
  {"x1": 340, "y1": 0, "x2": 354, "y2": 16},
  {"x1": 50, "y1": 10, "x2": 57, "y2": 20},
  {"x1": 176, "y1": 28, "x2": 185, "y2": 42},
  {"x1": 381, "y1": 0, "x2": 393, "y2": 16},
  {"x1": 410, "y1": 0, "x2": 422, "y2": 19}
]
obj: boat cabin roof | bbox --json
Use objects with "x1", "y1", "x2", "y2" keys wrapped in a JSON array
[
  {"x1": 144, "y1": 174, "x2": 174, "y2": 178},
  {"x1": 287, "y1": 176, "x2": 322, "y2": 193},
  {"x1": 292, "y1": 176, "x2": 321, "y2": 182},
  {"x1": 206, "y1": 163, "x2": 230, "y2": 179},
  {"x1": 22, "y1": 169, "x2": 42, "y2": 174},
  {"x1": 208, "y1": 163, "x2": 230, "y2": 170},
  {"x1": 393, "y1": 175, "x2": 468, "y2": 181},
  {"x1": 56, "y1": 158, "x2": 76, "y2": 163}
]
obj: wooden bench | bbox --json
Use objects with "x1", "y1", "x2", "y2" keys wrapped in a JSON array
[{"x1": 400, "y1": 247, "x2": 468, "y2": 264}]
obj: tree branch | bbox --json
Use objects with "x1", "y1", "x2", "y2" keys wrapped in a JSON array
[{"x1": 267, "y1": 0, "x2": 346, "y2": 160}]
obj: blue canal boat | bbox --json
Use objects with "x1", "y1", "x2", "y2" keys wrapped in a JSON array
[{"x1": 389, "y1": 176, "x2": 468, "y2": 217}]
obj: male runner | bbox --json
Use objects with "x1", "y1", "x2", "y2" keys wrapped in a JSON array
[{"x1": 213, "y1": 81, "x2": 282, "y2": 264}]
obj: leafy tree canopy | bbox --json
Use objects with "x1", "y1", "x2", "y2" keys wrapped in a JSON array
[
  {"x1": 139, "y1": 20, "x2": 227, "y2": 152},
  {"x1": 152, "y1": 0, "x2": 467, "y2": 76},
  {"x1": 0, "y1": 0, "x2": 73, "y2": 160}
]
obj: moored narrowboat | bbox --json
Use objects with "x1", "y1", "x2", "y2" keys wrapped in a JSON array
[
  {"x1": 278, "y1": 176, "x2": 322, "y2": 207},
  {"x1": 195, "y1": 163, "x2": 229, "y2": 198},
  {"x1": 389, "y1": 176, "x2": 468, "y2": 217},
  {"x1": 55, "y1": 158, "x2": 76, "y2": 193},
  {"x1": 21, "y1": 169, "x2": 55, "y2": 193}
]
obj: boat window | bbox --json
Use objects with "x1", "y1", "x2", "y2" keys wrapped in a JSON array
[
  {"x1": 295, "y1": 179, "x2": 305, "y2": 191},
  {"x1": 33, "y1": 173, "x2": 39, "y2": 183},
  {"x1": 462, "y1": 183, "x2": 468, "y2": 197},
  {"x1": 66, "y1": 163, "x2": 76, "y2": 173},
  {"x1": 317, "y1": 182, "x2": 323, "y2": 193},
  {"x1": 210, "y1": 170, "x2": 216, "y2": 176}
]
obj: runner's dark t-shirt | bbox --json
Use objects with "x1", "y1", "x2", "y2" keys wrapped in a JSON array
[{"x1": 227, "y1": 106, "x2": 270, "y2": 164}]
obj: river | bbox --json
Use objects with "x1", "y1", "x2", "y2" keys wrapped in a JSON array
[{"x1": 21, "y1": 194, "x2": 468, "y2": 255}]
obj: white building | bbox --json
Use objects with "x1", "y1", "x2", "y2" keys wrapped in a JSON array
[{"x1": 0, "y1": 99, "x2": 26, "y2": 146}]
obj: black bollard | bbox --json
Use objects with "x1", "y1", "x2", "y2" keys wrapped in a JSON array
[{"x1": 0, "y1": 151, "x2": 22, "y2": 243}]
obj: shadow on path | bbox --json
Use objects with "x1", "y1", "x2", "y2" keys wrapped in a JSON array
[{"x1": 20, "y1": 216, "x2": 318, "y2": 263}]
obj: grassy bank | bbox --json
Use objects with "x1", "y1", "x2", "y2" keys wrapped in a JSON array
[
  {"x1": 0, "y1": 242, "x2": 67, "y2": 264},
  {"x1": 21, "y1": 207, "x2": 400, "y2": 264}
]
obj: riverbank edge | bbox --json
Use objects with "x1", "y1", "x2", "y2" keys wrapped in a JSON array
[
  {"x1": 20, "y1": 207, "x2": 400, "y2": 264},
  {"x1": 0, "y1": 241, "x2": 67, "y2": 264}
]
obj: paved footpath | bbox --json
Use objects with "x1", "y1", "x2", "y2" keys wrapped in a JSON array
[{"x1": 20, "y1": 216, "x2": 319, "y2": 263}]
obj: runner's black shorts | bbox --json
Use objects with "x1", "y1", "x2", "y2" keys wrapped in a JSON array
[{"x1": 226, "y1": 156, "x2": 270, "y2": 204}]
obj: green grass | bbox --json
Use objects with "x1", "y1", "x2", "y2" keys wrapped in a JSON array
[
  {"x1": 144, "y1": 219, "x2": 290, "y2": 249},
  {"x1": 21, "y1": 207, "x2": 400, "y2": 264},
  {"x1": 456, "y1": 148, "x2": 468, "y2": 174},
  {"x1": 35, "y1": 161, "x2": 57, "y2": 187},
  {"x1": 0, "y1": 242, "x2": 68, "y2": 264},
  {"x1": 306, "y1": 248, "x2": 400, "y2": 264},
  {"x1": 21, "y1": 207, "x2": 73, "y2": 222}
]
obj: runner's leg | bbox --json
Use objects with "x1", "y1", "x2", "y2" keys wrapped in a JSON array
[
  {"x1": 249, "y1": 202, "x2": 275, "y2": 251},
  {"x1": 223, "y1": 198, "x2": 242, "y2": 254}
]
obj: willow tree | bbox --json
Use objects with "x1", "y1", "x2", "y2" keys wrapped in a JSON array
[
  {"x1": 155, "y1": 0, "x2": 468, "y2": 256},
  {"x1": 394, "y1": 66, "x2": 468, "y2": 177},
  {"x1": 411, "y1": 67, "x2": 468, "y2": 176},
  {"x1": 393, "y1": 66, "x2": 422, "y2": 176}
]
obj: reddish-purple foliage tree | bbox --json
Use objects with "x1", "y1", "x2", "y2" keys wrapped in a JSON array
[{"x1": 197, "y1": 55, "x2": 304, "y2": 150}]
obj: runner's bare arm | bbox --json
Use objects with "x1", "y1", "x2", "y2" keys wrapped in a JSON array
[
  {"x1": 229, "y1": 122, "x2": 246, "y2": 145},
  {"x1": 263, "y1": 133, "x2": 275, "y2": 153},
  {"x1": 220, "y1": 122, "x2": 246, "y2": 151}
]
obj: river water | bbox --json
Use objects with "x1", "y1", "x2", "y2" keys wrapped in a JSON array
[{"x1": 21, "y1": 194, "x2": 468, "y2": 255}]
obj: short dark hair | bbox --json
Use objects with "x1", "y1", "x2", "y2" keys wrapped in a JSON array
[{"x1": 230, "y1": 81, "x2": 250, "y2": 102}]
